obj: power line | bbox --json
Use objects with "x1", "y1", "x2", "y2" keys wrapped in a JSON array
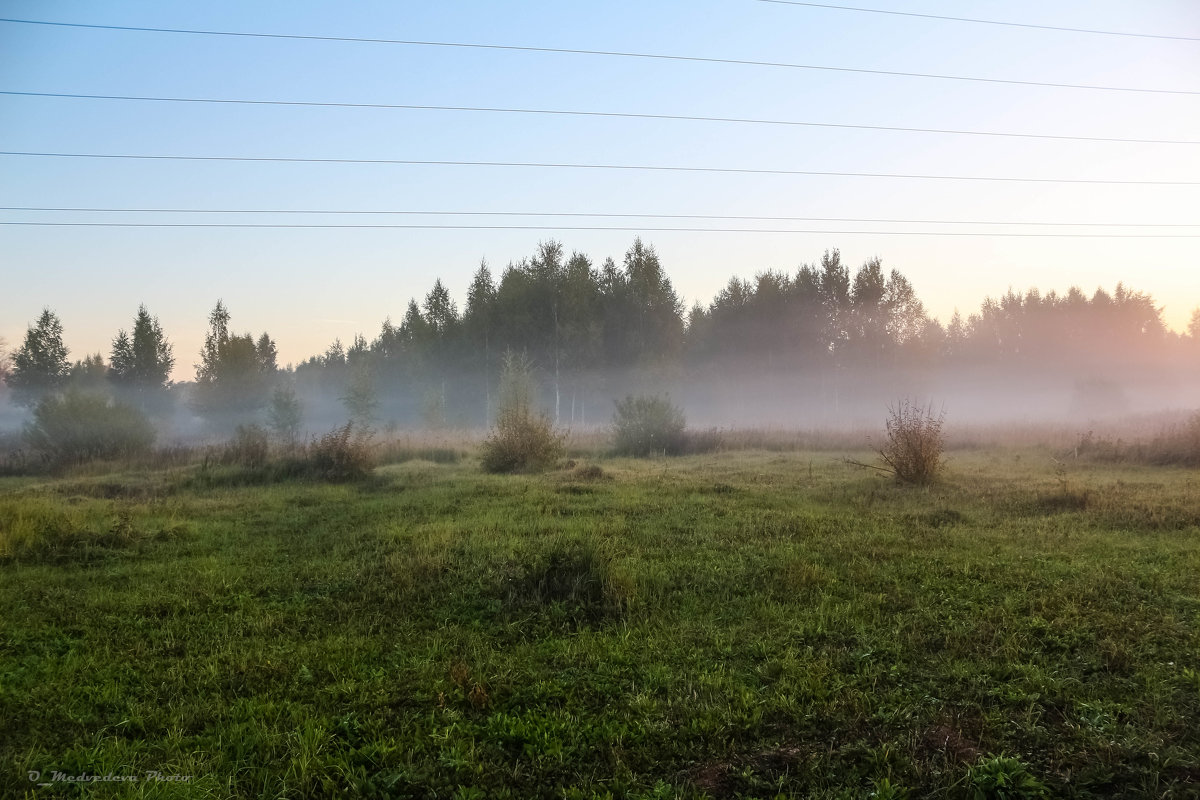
[
  {"x1": 2, "y1": 221, "x2": 1196, "y2": 238},
  {"x1": 753, "y1": 0, "x2": 1200, "y2": 43},
  {"x1": 3, "y1": 151, "x2": 1196, "y2": 186},
  {"x1": 3, "y1": 207, "x2": 1195, "y2": 228},
  {"x1": 1, "y1": 17, "x2": 1196, "y2": 96},
  {"x1": 4, "y1": 90, "x2": 1194, "y2": 146}
]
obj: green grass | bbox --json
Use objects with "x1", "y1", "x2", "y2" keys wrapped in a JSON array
[{"x1": 1, "y1": 450, "x2": 1198, "y2": 798}]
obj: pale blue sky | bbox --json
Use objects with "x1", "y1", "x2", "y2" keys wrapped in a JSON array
[{"x1": 2, "y1": 1, "x2": 1198, "y2": 377}]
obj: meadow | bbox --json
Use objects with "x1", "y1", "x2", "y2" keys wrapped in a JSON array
[{"x1": 1, "y1": 440, "x2": 1198, "y2": 798}]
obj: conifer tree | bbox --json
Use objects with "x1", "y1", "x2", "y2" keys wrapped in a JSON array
[
  {"x1": 9, "y1": 309, "x2": 70, "y2": 407},
  {"x1": 110, "y1": 304, "x2": 175, "y2": 412}
]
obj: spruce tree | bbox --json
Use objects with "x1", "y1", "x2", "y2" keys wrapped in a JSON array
[
  {"x1": 109, "y1": 305, "x2": 175, "y2": 412},
  {"x1": 9, "y1": 309, "x2": 70, "y2": 407}
]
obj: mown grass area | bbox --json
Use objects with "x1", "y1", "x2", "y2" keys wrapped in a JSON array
[{"x1": 1, "y1": 450, "x2": 1198, "y2": 798}]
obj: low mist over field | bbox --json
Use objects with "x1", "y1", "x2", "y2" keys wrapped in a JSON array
[{"x1": 3, "y1": 241, "x2": 1198, "y2": 450}]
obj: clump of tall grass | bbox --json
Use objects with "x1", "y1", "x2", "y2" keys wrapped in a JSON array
[
  {"x1": 303, "y1": 421, "x2": 376, "y2": 481},
  {"x1": 375, "y1": 439, "x2": 463, "y2": 465},
  {"x1": 1073, "y1": 411, "x2": 1200, "y2": 467},
  {"x1": 0, "y1": 496, "x2": 186, "y2": 562},
  {"x1": 679, "y1": 426, "x2": 724, "y2": 455},
  {"x1": 217, "y1": 424, "x2": 270, "y2": 468},
  {"x1": 195, "y1": 421, "x2": 376, "y2": 485},
  {"x1": 502, "y1": 538, "x2": 630, "y2": 628},
  {"x1": 0, "y1": 497, "x2": 78, "y2": 560}
]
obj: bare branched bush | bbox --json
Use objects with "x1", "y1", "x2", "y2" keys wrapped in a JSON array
[{"x1": 877, "y1": 400, "x2": 946, "y2": 484}]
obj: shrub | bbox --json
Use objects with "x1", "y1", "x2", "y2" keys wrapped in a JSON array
[
  {"x1": 877, "y1": 400, "x2": 946, "y2": 484},
  {"x1": 611, "y1": 394, "x2": 687, "y2": 456},
  {"x1": 306, "y1": 421, "x2": 376, "y2": 481},
  {"x1": 573, "y1": 463, "x2": 606, "y2": 480},
  {"x1": 219, "y1": 424, "x2": 270, "y2": 468},
  {"x1": 480, "y1": 351, "x2": 564, "y2": 473},
  {"x1": 481, "y1": 410, "x2": 565, "y2": 473},
  {"x1": 23, "y1": 391, "x2": 155, "y2": 465}
]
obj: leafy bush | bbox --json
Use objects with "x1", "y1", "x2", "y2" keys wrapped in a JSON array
[
  {"x1": 611, "y1": 394, "x2": 687, "y2": 456},
  {"x1": 305, "y1": 421, "x2": 376, "y2": 481},
  {"x1": 481, "y1": 410, "x2": 565, "y2": 473},
  {"x1": 23, "y1": 391, "x2": 155, "y2": 465},
  {"x1": 573, "y1": 463, "x2": 606, "y2": 480},
  {"x1": 877, "y1": 400, "x2": 946, "y2": 484},
  {"x1": 480, "y1": 351, "x2": 564, "y2": 473}
]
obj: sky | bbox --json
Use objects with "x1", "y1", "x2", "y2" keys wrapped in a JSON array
[{"x1": 2, "y1": 0, "x2": 1198, "y2": 379}]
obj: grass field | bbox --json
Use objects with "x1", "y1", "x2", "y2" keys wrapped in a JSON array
[{"x1": 1, "y1": 446, "x2": 1199, "y2": 798}]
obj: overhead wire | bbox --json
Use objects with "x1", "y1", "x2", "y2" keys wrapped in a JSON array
[
  {"x1": 752, "y1": 0, "x2": 1200, "y2": 43},
  {"x1": 3, "y1": 91, "x2": 1194, "y2": 146},
  {"x1": 2, "y1": 207, "x2": 1195, "y2": 228},
  {"x1": 0, "y1": 17, "x2": 1196, "y2": 96},
  {"x1": 2, "y1": 151, "x2": 1196, "y2": 186},
  {"x1": 1, "y1": 221, "x2": 1196, "y2": 238},
  {"x1": 2, "y1": 16, "x2": 1195, "y2": 244}
]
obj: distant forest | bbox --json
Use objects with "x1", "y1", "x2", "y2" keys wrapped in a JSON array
[{"x1": 3, "y1": 239, "x2": 1198, "y2": 432}]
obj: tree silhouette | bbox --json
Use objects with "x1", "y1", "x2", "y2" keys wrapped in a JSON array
[
  {"x1": 9, "y1": 309, "x2": 71, "y2": 407},
  {"x1": 110, "y1": 305, "x2": 175, "y2": 413},
  {"x1": 192, "y1": 301, "x2": 278, "y2": 424}
]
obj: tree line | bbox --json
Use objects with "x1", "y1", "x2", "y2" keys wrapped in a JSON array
[{"x1": 3, "y1": 238, "x2": 1198, "y2": 431}]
